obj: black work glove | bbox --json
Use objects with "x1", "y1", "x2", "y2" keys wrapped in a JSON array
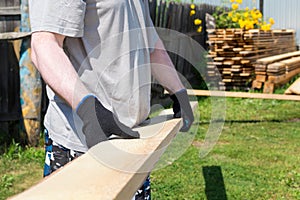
[
  {"x1": 170, "y1": 89, "x2": 194, "y2": 132},
  {"x1": 76, "y1": 95, "x2": 140, "y2": 148}
]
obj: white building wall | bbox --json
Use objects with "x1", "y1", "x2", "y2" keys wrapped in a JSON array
[
  {"x1": 264, "y1": 0, "x2": 300, "y2": 46},
  {"x1": 191, "y1": 0, "x2": 259, "y2": 9}
]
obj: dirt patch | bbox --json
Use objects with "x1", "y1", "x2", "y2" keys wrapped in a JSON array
[
  {"x1": 287, "y1": 118, "x2": 300, "y2": 122},
  {"x1": 192, "y1": 140, "x2": 230, "y2": 148}
]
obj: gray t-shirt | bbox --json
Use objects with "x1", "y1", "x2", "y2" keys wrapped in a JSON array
[{"x1": 35, "y1": 0, "x2": 159, "y2": 152}]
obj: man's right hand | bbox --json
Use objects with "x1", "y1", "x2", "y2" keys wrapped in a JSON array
[
  {"x1": 170, "y1": 89, "x2": 194, "y2": 132},
  {"x1": 76, "y1": 95, "x2": 140, "y2": 148}
]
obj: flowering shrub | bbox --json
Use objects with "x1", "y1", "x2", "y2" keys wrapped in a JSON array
[
  {"x1": 212, "y1": 0, "x2": 275, "y2": 30},
  {"x1": 190, "y1": 3, "x2": 202, "y2": 32}
]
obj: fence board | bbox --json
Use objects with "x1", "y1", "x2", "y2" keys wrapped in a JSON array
[
  {"x1": 0, "y1": 0, "x2": 20, "y2": 32},
  {"x1": 0, "y1": 6, "x2": 20, "y2": 15}
]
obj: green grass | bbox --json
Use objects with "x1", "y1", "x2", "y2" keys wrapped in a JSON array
[
  {"x1": 0, "y1": 94, "x2": 300, "y2": 200},
  {"x1": 151, "y1": 97, "x2": 300, "y2": 200},
  {"x1": 0, "y1": 141, "x2": 44, "y2": 200}
]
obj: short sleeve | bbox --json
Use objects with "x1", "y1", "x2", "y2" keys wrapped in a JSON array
[{"x1": 143, "y1": 0, "x2": 159, "y2": 53}]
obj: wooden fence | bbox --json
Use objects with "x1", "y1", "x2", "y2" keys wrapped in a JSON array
[
  {"x1": 148, "y1": 0, "x2": 219, "y2": 101},
  {"x1": 0, "y1": 0, "x2": 20, "y2": 32},
  {"x1": 0, "y1": 0, "x2": 22, "y2": 144}
]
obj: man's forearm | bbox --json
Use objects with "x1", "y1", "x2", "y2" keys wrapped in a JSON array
[
  {"x1": 31, "y1": 32, "x2": 89, "y2": 109},
  {"x1": 150, "y1": 39, "x2": 184, "y2": 94}
]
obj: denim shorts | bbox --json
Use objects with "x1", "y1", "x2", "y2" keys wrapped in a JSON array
[{"x1": 28, "y1": 0, "x2": 86, "y2": 37}]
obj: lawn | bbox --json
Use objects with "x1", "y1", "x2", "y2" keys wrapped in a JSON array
[
  {"x1": 0, "y1": 95, "x2": 299, "y2": 200},
  {"x1": 152, "y1": 97, "x2": 300, "y2": 200}
]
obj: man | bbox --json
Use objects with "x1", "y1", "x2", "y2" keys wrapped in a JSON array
[{"x1": 29, "y1": 0, "x2": 194, "y2": 199}]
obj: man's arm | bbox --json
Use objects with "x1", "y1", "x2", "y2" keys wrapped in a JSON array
[
  {"x1": 150, "y1": 39, "x2": 195, "y2": 132},
  {"x1": 31, "y1": 32, "x2": 88, "y2": 109},
  {"x1": 150, "y1": 39, "x2": 185, "y2": 94},
  {"x1": 31, "y1": 32, "x2": 139, "y2": 147}
]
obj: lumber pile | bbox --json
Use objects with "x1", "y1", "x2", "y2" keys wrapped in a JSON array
[
  {"x1": 252, "y1": 51, "x2": 300, "y2": 93},
  {"x1": 206, "y1": 28, "x2": 297, "y2": 91}
]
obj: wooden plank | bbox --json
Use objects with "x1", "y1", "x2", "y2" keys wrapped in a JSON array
[
  {"x1": 256, "y1": 51, "x2": 300, "y2": 65},
  {"x1": 255, "y1": 75, "x2": 267, "y2": 82},
  {"x1": 0, "y1": 0, "x2": 20, "y2": 32},
  {"x1": 9, "y1": 102, "x2": 198, "y2": 200},
  {"x1": 0, "y1": 32, "x2": 31, "y2": 40},
  {"x1": 285, "y1": 77, "x2": 300, "y2": 95},
  {"x1": 267, "y1": 62, "x2": 285, "y2": 71},
  {"x1": 187, "y1": 89, "x2": 300, "y2": 101},
  {"x1": 263, "y1": 82, "x2": 274, "y2": 94},
  {"x1": 252, "y1": 80, "x2": 263, "y2": 89},
  {"x1": 0, "y1": 6, "x2": 20, "y2": 15},
  {"x1": 267, "y1": 68, "x2": 300, "y2": 84}
]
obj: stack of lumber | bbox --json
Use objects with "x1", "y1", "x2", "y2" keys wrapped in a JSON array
[
  {"x1": 206, "y1": 29, "x2": 297, "y2": 90},
  {"x1": 252, "y1": 51, "x2": 300, "y2": 93}
]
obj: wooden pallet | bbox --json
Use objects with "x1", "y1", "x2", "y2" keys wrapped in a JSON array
[
  {"x1": 206, "y1": 29, "x2": 297, "y2": 91},
  {"x1": 252, "y1": 51, "x2": 300, "y2": 93}
]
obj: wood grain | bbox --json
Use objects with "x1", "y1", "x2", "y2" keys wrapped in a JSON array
[{"x1": 9, "y1": 102, "x2": 198, "y2": 200}]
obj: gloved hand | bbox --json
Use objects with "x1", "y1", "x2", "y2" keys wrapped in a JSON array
[
  {"x1": 170, "y1": 89, "x2": 194, "y2": 132},
  {"x1": 76, "y1": 95, "x2": 140, "y2": 148}
]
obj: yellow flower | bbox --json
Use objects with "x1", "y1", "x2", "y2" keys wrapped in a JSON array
[
  {"x1": 228, "y1": 11, "x2": 233, "y2": 17},
  {"x1": 245, "y1": 7, "x2": 249, "y2": 11},
  {"x1": 251, "y1": 12, "x2": 257, "y2": 19},
  {"x1": 239, "y1": 19, "x2": 246, "y2": 29},
  {"x1": 261, "y1": 24, "x2": 271, "y2": 31},
  {"x1": 269, "y1": 17, "x2": 275, "y2": 25},
  {"x1": 194, "y1": 19, "x2": 202, "y2": 25},
  {"x1": 190, "y1": 10, "x2": 196, "y2": 16},
  {"x1": 236, "y1": 0, "x2": 243, "y2": 4},
  {"x1": 243, "y1": 12, "x2": 249, "y2": 18},
  {"x1": 245, "y1": 20, "x2": 254, "y2": 29},
  {"x1": 232, "y1": 3, "x2": 239, "y2": 10},
  {"x1": 230, "y1": 0, "x2": 235, "y2": 2},
  {"x1": 256, "y1": 11, "x2": 262, "y2": 19},
  {"x1": 232, "y1": 17, "x2": 238, "y2": 22},
  {"x1": 190, "y1": 4, "x2": 196, "y2": 10},
  {"x1": 197, "y1": 26, "x2": 202, "y2": 33}
]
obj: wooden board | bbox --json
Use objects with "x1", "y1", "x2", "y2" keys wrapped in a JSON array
[
  {"x1": 0, "y1": 32, "x2": 31, "y2": 40},
  {"x1": 256, "y1": 51, "x2": 300, "y2": 65},
  {"x1": 187, "y1": 89, "x2": 300, "y2": 101},
  {"x1": 285, "y1": 77, "x2": 300, "y2": 95},
  {"x1": 0, "y1": 6, "x2": 20, "y2": 15},
  {"x1": 9, "y1": 102, "x2": 198, "y2": 200},
  {"x1": 267, "y1": 68, "x2": 300, "y2": 84}
]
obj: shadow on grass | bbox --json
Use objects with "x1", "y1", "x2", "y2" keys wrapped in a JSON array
[{"x1": 203, "y1": 166, "x2": 227, "y2": 200}]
